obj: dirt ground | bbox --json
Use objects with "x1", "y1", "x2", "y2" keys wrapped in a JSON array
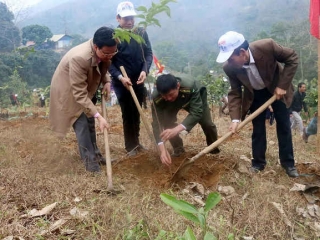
[{"x1": 1, "y1": 105, "x2": 320, "y2": 239}]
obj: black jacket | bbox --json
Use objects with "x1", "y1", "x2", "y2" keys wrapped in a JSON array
[
  {"x1": 109, "y1": 27, "x2": 153, "y2": 86},
  {"x1": 289, "y1": 90, "x2": 307, "y2": 113}
]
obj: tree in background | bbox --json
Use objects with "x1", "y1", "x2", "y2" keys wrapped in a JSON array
[
  {"x1": 153, "y1": 41, "x2": 188, "y2": 73},
  {"x1": 21, "y1": 24, "x2": 53, "y2": 45},
  {"x1": 0, "y1": 2, "x2": 21, "y2": 52},
  {"x1": 70, "y1": 34, "x2": 89, "y2": 48},
  {"x1": 0, "y1": 69, "x2": 29, "y2": 108},
  {"x1": 254, "y1": 20, "x2": 317, "y2": 84},
  {"x1": 0, "y1": 51, "x2": 24, "y2": 88},
  {"x1": 199, "y1": 73, "x2": 229, "y2": 106},
  {"x1": 20, "y1": 49, "x2": 61, "y2": 88}
]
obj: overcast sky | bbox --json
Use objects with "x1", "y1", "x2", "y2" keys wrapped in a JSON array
[{"x1": 1, "y1": 0, "x2": 41, "y2": 11}]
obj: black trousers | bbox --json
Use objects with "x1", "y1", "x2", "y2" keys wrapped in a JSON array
[
  {"x1": 72, "y1": 112, "x2": 100, "y2": 171},
  {"x1": 250, "y1": 88, "x2": 294, "y2": 169},
  {"x1": 113, "y1": 83, "x2": 144, "y2": 152}
]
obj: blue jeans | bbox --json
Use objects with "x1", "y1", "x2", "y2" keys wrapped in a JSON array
[{"x1": 306, "y1": 117, "x2": 318, "y2": 136}]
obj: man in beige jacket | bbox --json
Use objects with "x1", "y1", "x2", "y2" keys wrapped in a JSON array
[{"x1": 49, "y1": 26, "x2": 118, "y2": 173}]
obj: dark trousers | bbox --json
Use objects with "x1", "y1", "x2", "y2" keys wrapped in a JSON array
[
  {"x1": 113, "y1": 84, "x2": 144, "y2": 152},
  {"x1": 72, "y1": 113, "x2": 100, "y2": 171},
  {"x1": 250, "y1": 88, "x2": 294, "y2": 170}
]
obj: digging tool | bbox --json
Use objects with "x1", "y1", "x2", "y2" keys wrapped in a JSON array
[
  {"x1": 101, "y1": 96, "x2": 114, "y2": 192},
  {"x1": 119, "y1": 66, "x2": 158, "y2": 149},
  {"x1": 171, "y1": 94, "x2": 277, "y2": 181}
]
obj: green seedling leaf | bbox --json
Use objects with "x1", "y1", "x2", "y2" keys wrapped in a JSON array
[
  {"x1": 130, "y1": 33, "x2": 145, "y2": 44},
  {"x1": 183, "y1": 226, "x2": 196, "y2": 240},
  {"x1": 136, "y1": 6, "x2": 148, "y2": 12},
  {"x1": 160, "y1": 193, "x2": 198, "y2": 214},
  {"x1": 161, "y1": 0, "x2": 177, "y2": 5},
  {"x1": 227, "y1": 233, "x2": 235, "y2": 240},
  {"x1": 151, "y1": 18, "x2": 161, "y2": 27},
  {"x1": 204, "y1": 232, "x2": 217, "y2": 240},
  {"x1": 156, "y1": 229, "x2": 167, "y2": 238},
  {"x1": 204, "y1": 192, "x2": 221, "y2": 213},
  {"x1": 136, "y1": 14, "x2": 146, "y2": 19},
  {"x1": 197, "y1": 213, "x2": 206, "y2": 229},
  {"x1": 175, "y1": 209, "x2": 200, "y2": 225},
  {"x1": 138, "y1": 22, "x2": 148, "y2": 29}
]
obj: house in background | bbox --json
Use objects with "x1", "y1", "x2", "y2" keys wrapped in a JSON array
[
  {"x1": 50, "y1": 34, "x2": 73, "y2": 49},
  {"x1": 25, "y1": 41, "x2": 36, "y2": 47}
]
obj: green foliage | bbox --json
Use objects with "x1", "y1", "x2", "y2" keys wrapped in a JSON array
[
  {"x1": 183, "y1": 226, "x2": 196, "y2": 240},
  {"x1": 21, "y1": 24, "x2": 53, "y2": 45},
  {"x1": 199, "y1": 74, "x2": 230, "y2": 105},
  {"x1": 0, "y1": 48, "x2": 60, "y2": 108},
  {"x1": 0, "y1": 69, "x2": 30, "y2": 107},
  {"x1": 121, "y1": 219, "x2": 180, "y2": 240},
  {"x1": 136, "y1": 0, "x2": 177, "y2": 29},
  {"x1": 19, "y1": 49, "x2": 61, "y2": 88},
  {"x1": 0, "y1": 2, "x2": 14, "y2": 22},
  {"x1": 70, "y1": 34, "x2": 89, "y2": 47},
  {"x1": 160, "y1": 192, "x2": 223, "y2": 239},
  {"x1": 153, "y1": 41, "x2": 189, "y2": 73},
  {"x1": 304, "y1": 78, "x2": 318, "y2": 114},
  {"x1": 255, "y1": 20, "x2": 317, "y2": 84},
  {"x1": 114, "y1": 0, "x2": 176, "y2": 44},
  {"x1": 0, "y1": 3, "x2": 21, "y2": 52}
]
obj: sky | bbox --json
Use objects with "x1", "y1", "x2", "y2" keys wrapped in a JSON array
[{"x1": 1, "y1": 0, "x2": 41, "y2": 11}]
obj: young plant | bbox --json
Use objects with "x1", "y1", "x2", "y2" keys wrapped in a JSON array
[{"x1": 160, "y1": 192, "x2": 223, "y2": 240}]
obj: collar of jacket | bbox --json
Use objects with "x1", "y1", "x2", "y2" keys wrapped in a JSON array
[{"x1": 90, "y1": 39, "x2": 100, "y2": 67}]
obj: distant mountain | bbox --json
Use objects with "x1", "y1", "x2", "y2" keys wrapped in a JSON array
[
  {"x1": 18, "y1": 0, "x2": 310, "y2": 45},
  {"x1": 27, "y1": 0, "x2": 71, "y2": 15}
]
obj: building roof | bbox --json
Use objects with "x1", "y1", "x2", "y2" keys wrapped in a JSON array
[
  {"x1": 50, "y1": 34, "x2": 73, "y2": 42},
  {"x1": 26, "y1": 41, "x2": 35, "y2": 47}
]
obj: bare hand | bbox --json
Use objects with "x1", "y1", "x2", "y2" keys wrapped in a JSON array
[
  {"x1": 158, "y1": 144, "x2": 172, "y2": 166},
  {"x1": 274, "y1": 87, "x2": 287, "y2": 100},
  {"x1": 160, "y1": 125, "x2": 184, "y2": 141},
  {"x1": 136, "y1": 71, "x2": 147, "y2": 85},
  {"x1": 101, "y1": 82, "x2": 111, "y2": 100},
  {"x1": 97, "y1": 115, "x2": 109, "y2": 132},
  {"x1": 229, "y1": 122, "x2": 239, "y2": 133},
  {"x1": 120, "y1": 77, "x2": 132, "y2": 90}
]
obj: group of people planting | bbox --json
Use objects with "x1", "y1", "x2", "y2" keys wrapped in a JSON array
[{"x1": 49, "y1": 1, "x2": 313, "y2": 178}]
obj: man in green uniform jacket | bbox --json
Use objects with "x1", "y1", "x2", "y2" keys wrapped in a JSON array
[{"x1": 152, "y1": 73, "x2": 219, "y2": 166}]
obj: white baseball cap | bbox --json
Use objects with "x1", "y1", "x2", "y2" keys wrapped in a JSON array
[
  {"x1": 216, "y1": 31, "x2": 245, "y2": 63},
  {"x1": 117, "y1": 1, "x2": 137, "y2": 17}
]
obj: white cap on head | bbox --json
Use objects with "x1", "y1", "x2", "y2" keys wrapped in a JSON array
[
  {"x1": 216, "y1": 31, "x2": 245, "y2": 63},
  {"x1": 117, "y1": 1, "x2": 137, "y2": 17}
]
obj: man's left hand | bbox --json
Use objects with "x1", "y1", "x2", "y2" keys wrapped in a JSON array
[
  {"x1": 102, "y1": 82, "x2": 111, "y2": 100},
  {"x1": 136, "y1": 71, "x2": 147, "y2": 85}
]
